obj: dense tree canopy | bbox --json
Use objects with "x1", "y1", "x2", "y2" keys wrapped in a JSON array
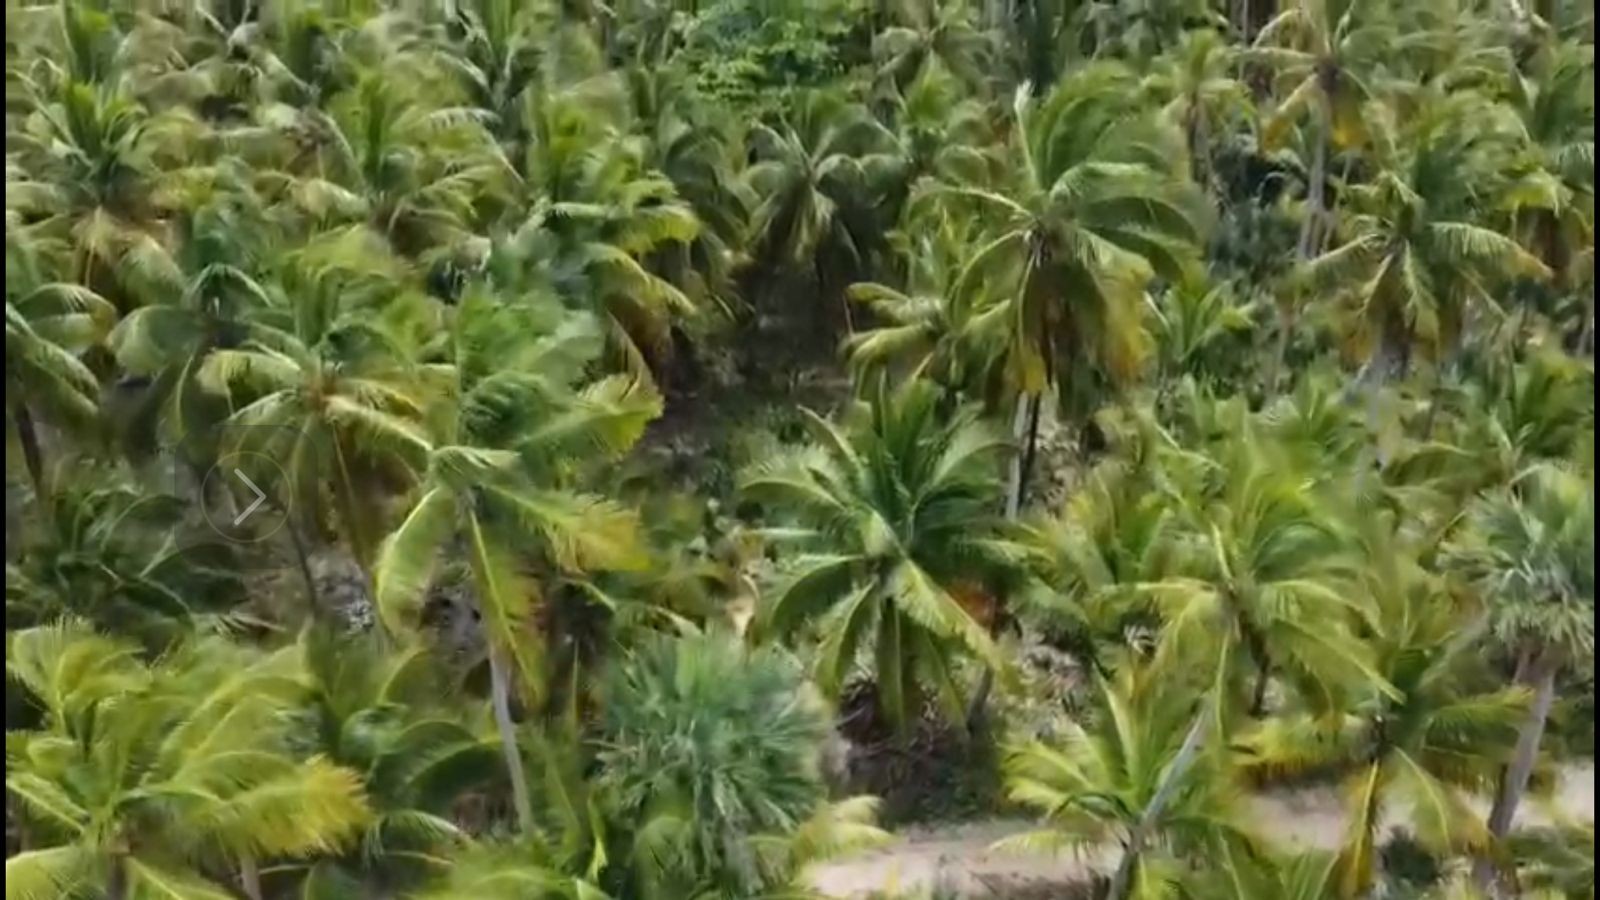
[{"x1": 4, "y1": 1, "x2": 1593, "y2": 899}]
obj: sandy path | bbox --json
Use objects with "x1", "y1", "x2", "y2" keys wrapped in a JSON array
[{"x1": 809, "y1": 763, "x2": 1595, "y2": 897}]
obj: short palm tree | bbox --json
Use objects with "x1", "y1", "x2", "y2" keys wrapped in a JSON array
[
  {"x1": 1140, "y1": 28, "x2": 1252, "y2": 185},
  {"x1": 5, "y1": 622, "x2": 370, "y2": 900},
  {"x1": 741, "y1": 380, "x2": 1020, "y2": 731},
  {"x1": 872, "y1": 0, "x2": 991, "y2": 92},
  {"x1": 374, "y1": 289, "x2": 655, "y2": 833},
  {"x1": 294, "y1": 630, "x2": 503, "y2": 894},
  {"x1": 1003, "y1": 665, "x2": 1257, "y2": 900},
  {"x1": 7, "y1": 471, "x2": 238, "y2": 645},
  {"x1": 1445, "y1": 463, "x2": 1593, "y2": 890},
  {"x1": 595, "y1": 633, "x2": 886, "y2": 899}
]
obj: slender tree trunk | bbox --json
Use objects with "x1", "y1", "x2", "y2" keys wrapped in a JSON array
[
  {"x1": 1004, "y1": 393, "x2": 1032, "y2": 520},
  {"x1": 488, "y1": 643, "x2": 537, "y2": 833},
  {"x1": 1297, "y1": 106, "x2": 1329, "y2": 260},
  {"x1": 972, "y1": 395, "x2": 1044, "y2": 733},
  {"x1": 239, "y1": 855, "x2": 264, "y2": 900},
  {"x1": 286, "y1": 517, "x2": 322, "y2": 619},
  {"x1": 1267, "y1": 303, "x2": 1293, "y2": 397},
  {"x1": 1473, "y1": 650, "x2": 1559, "y2": 895},
  {"x1": 106, "y1": 855, "x2": 129, "y2": 900},
  {"x1": 11, "y1": 403, "x2": 47, "y2": 508},
  {"x1": 1249, "y1": 663, "x2": 1270, "y2": 716},
  {"x1": 1108, "y1": 703, "x2": 1211, "y2": 899}
]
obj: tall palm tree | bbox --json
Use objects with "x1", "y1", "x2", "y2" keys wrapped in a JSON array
[
  {"x1": 872, "y1": 0, "x2": 992, "y2": 92},
  {"x1": 928, "y1": 61, "x2": 1207, "y2": 516},
  {"x1": 1003, "y1": 665, "x2": 1257, "y2": 900},
  {"x1": 197, "y1": 225, "x2": 433, "y2": 578},
  {"x1": 1300, "y1": 91, "x2": 1550, "y2": 386},
  {"x1": 4, "y1": 270, "x2": 112, "y2": 503},
  {"x1": 745, "y1": 90, "x2": 888, "y2": 333},
  {"x1": 1139, "y1": 28, "x2": 1253, "y2": 186},
  {"x1": 1445, "y1": 463, "x2": 1594, "y2": 892},
  {"x1": 1239, "y1": 518, "x2": 1527, "y2": 897},
  {"x1": 1252, "y1": 0, "x2": 1392, "y2": 257},
  {"x1": 740, "y1": 380, "x2": 1022, "y2": 731},
  {"x1": 373, "y1": 289, "x2": 655, "y2": 833},
  {"x1": 5, "y1": 622, "x2": 371, "y2": 900}
]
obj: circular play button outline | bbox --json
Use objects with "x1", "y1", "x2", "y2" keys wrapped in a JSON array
[{"x1": 201, "y1": 451, "x2": 290, "y2": 542}]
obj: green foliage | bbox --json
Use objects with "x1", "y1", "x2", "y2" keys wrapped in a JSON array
[{"x1": 3, "y1": 2, "x2": 1596, "y2": 898}]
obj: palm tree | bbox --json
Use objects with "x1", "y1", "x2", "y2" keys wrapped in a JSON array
[
  {"x1": 7, "y1": 470, "x2": 239, "y2": 645},
  {"x1": 1002, "y1": 664, "x2": 1257, "y2": 900},
  {"x1": 294, "y1": 630, "x2": 503, "y2": 894},
  {"x1": 843, "y1": 217, "x2": 1006, "y2": 393},
  {"x1": 1145, "y1": 418, "x2": 1383, "y2": 718},
  {"x1": 1239, "y1": 517, "x2": 1527, "y2": 897},
  {"x1": 872, "y1": 0, "x2": 992, "y2": 92},
  {"x1": 1139, "y1": 28, "x2": 1253, "y2": 186},
  {"x1": 863, "y1": 65, "x2": 995, "y2": 227},
  {"x1": 745, "y1": 90, "x2": 888, "y2": 333},
  {"x1": 1500, "y1": 39, "x2": 1595, "y2": 347},
  {"x1": 4, "y1": 270, "x2": 112, "y2": 503},
  {"x1": 740, "y1": 380, "x2": 1021, "y2": 731},
  {"x1": 1252, "y1": 0, "x2": 1392, "y2": 257},
  {"x1": 197, "y1": 225, "x2": 433, "y2": 579},
  {"x1": 504, "y1": 122, "x2": 704, "y2": 381},
  {"x1": 294, "y1": 68, "x2": 512, "y2": 257},
  {"x1": 5, "y1": 622, "x2": 371, "y2": 900},
  {"x1": 595, "y1": 633, "x2": 886, "y2": 899},
  {"x1": 373, "y1": 289, "x2": 655, "y2": 833},
  {"x1": 928, "y1": 61, "x2": 1206, "y2": 516},
  {"x1": 1300, "y1": 91, "x2": 1550, "y2": 386},
  {"x1": 1444, "y1": 463, "x2": 1594, "y2": 892}
]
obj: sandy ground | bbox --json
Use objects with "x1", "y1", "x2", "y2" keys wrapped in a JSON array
[{"x1": 808, "y1": 763, "x2": 1595, "y2": 897}]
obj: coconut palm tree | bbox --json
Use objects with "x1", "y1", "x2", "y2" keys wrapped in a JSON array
[
  {"x1": 1139, "y1": 28, "x2": 1253, "y2": 186},
  {"x1": 740, "y1": 380, "x2": 1023, "y2": 731},
  {"x1": 373, "y1": 289, "x2": 655, "y2": 833},
  {"x1": 1003, "y1": 664, "x2": 1257, "y2": 900},
  {"x1": 745, "y1": 90, "x2": 889, "y2": 332},
  {"x1": 4, "y1": 269, "x2": 113, "y2": 503},
  {"x1": 927, "y1": 61, "x2": 1207, "y2": 516},
  {"x1": 292, "y1": 630, "x2": 503, "y2": 894},
  {"x1": 872, "y1": 0, "x2": 992, "y2": 92},
  {"x1": 5, "y1": 622, "x2": 371, "y2": 900},
  {"x1": 6, "y1": 470, "x2": 239, "y2": 645},
  {"x1": 1239, "y1": 517, "x2": 1527, "y2": 897},
  {"x1": 1300, "y1": 91, "x2": 1550, "y2": 386},
  {"x1": 1252, "y1": 0, "x2": 1393, "y2": 257},
  {"x1": 1444, "y1": 463, "x2": 1594, "y2": 892},
  {"x1": 196, "y1": 225, "x2": 433, "y2": 577}
]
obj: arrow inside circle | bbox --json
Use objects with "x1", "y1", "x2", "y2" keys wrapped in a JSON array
[{"x1": 233, "y1": 469, "x2": 266, "y2": 526}]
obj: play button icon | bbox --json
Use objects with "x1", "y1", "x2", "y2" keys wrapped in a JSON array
[{"x1": 202, "y1": 451, "x2": 290, "y2": 542}]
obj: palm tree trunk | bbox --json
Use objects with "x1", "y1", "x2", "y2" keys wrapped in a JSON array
[
  {"x1": 286, "y1": 518, "x2": 323, "y2": 619},
  {"x1": 1297, "y1": 106, "x2": 1329, "y2": 260},
  {"x1": 1004, "y1": 393, "x2": 1033, "y2": 520},
  {"x1": 488, "y1": 643, "x2": 537, "y2": 833},
  {"x1": 11, "y1": 403, "x2": 47, "y2": 508},
  {"x1": 239, "y1": 855, "x2": 264, "y2": 900},
  {"x1": 106, "y1": 855, "x2": 129, "y2": 900},
  {"x1": 1108, "y1": 702, "x2": 1211, "y2": 899},
  {"x1": 1267, "y1": 303, "x2": 1293, "y2": 396},
  {"x1": 1473, "y1": 649, "x2": 1559, "y2": 895}
]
